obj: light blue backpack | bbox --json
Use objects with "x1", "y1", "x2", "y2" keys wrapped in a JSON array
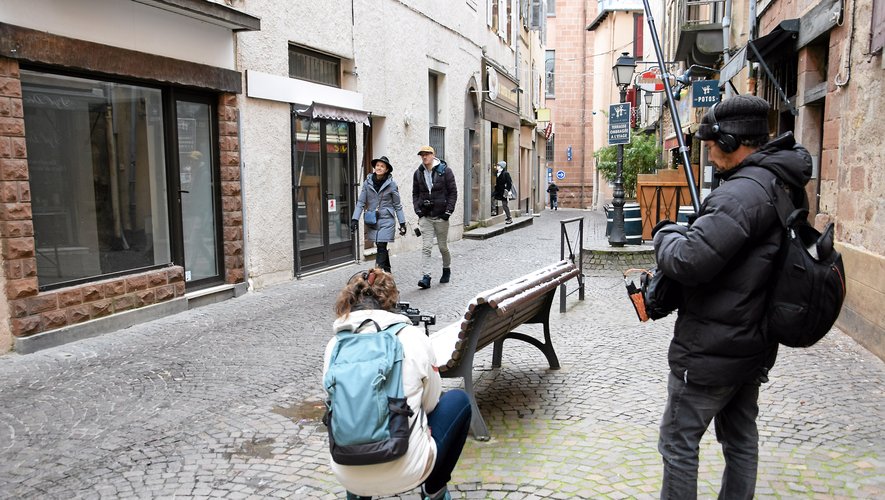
[{"x1": 323, "y1": 319, "x2": 414, "y2": 465}]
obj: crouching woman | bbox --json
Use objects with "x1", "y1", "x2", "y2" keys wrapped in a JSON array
[{"x1": 323, "y1": 269, "x2": 472, "y2": 500}]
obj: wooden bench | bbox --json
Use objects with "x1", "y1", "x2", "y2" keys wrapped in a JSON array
[{"x1": 429, "y1": 260, "x2": 580, "y2": 440}]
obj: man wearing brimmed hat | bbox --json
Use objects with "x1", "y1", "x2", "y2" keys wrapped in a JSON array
[
  {"x1": 412, "y1": 146, "x2": 457, "y2": 289},
  {"x1": 651, "y1": 95, "x2": 812, "y2": 498}
]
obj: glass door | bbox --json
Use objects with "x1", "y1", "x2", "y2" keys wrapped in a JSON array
[
  {"x1": 293, "y1": 116, "x2": 356, "y2": 272},
  {"x1": 175, "y1": 98, "x2": 221, "y2": 285}
]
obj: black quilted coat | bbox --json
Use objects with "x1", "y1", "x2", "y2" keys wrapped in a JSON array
[
  {"x1": 411, "y1": 159, "x2": 458, "y2": 219},
  {"x1": 653, "y1": 133, "x2": 812, "y2": 386}
]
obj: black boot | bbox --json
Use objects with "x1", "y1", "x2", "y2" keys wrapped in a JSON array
[
  {"x1": 439, "y1": 268, "x2": 451, "y2": 283},
  {"x1": 418, "y1": 274, "x2": 432, "y2": 289}
]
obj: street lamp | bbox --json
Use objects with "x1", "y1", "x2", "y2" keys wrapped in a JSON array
[{"x1": 609, "y1": 52, "x2": 637, "y2": 247}]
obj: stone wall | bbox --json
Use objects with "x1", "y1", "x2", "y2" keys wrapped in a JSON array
[
  {"x1": 219, "y1": 93, "x2": 245, "y2": 285},
  {"x1": 10, "y1": 267, "x2": 186, "y2": 338},
  {"x1": 582, "y1": 246, "x2": 656, "y2": 273}
]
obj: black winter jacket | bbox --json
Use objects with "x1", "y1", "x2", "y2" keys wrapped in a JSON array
[
  {"x1": 493, "y1": 171, "x2": 512, "y2": 201},
  {"x1": 412, "y1": 159, "x2": 458, "y2": 218},
  {"x1": 653, "y1": 133, "x2": 812, "y2": 386}
]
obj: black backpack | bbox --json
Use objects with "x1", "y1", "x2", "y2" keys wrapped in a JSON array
[{"x1": 735, "y1": 169, "x2": 847, "y2": 347}]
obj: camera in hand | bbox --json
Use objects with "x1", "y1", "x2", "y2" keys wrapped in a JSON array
[
  {"x1": 422, "y1": 199, "x2": 432, "y2": 208},
  {"x1": 396, "y1": 301, "x2": 435, "y2": 335}
]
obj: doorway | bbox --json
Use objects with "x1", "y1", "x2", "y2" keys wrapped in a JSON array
[
  {"x1": 174, "y1": 96, "x2": 223, "y2": 288},
  {"x1": 293, "y1": 115, "x2": 356, "y2": 273}
]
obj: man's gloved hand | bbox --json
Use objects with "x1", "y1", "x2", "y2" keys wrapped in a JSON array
[
  {"x1": 441, "y1": 212, "x2": 451, "y2": 221},
  {"x1": 398, "y1": 223, "x2": 407, "y2": 236},
  {"x1": 350, "y1": 219, "x2": 359, "y2": 233},
  {"x1": 651, "y1": 219, "x2": 675, "y2": 238}
]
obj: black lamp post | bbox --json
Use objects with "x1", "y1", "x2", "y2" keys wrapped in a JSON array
[{"x1": 609, "y1": 52, "x2": 637, "y2": 247}]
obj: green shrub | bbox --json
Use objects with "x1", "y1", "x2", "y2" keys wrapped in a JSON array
[{"x1": 594, "y1": 132, "x2": 661, "y2": 199}]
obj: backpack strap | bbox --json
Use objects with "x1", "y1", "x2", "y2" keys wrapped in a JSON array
[
  {"x1": 730, "y1": 167, "x2": 796, "y2": 228},
  {"x1": 354, "y1": 318, "x2": 382, "y2": 333}
]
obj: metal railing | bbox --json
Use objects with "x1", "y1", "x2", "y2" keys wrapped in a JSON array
[{"x1": 559, "y1": 216, "x2": 586, "y2": 312}]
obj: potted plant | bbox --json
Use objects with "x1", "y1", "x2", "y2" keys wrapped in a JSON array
[{"x1": 594, "y1": 132, "x2": 661, "y2": 200}]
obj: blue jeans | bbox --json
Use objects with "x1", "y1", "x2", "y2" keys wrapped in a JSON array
[
  {"x1": 659, "y1": 372, "x2": 760, "y2": 500},
  {"x1": 346, "y1": 389, "x2": 471, "y2": 500}
]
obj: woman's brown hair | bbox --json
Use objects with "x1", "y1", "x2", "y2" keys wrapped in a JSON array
[{"x1": 335, "y1": 268, "x2": 400, "y2": 317}]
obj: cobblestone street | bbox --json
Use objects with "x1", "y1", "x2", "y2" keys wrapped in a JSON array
[{"x1": 1, "y1": 210, "x2": 882, "y2": 499}]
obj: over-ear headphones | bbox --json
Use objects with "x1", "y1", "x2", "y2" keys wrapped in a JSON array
[{"x1": 709, "y1": 103, "x2": 740, "y2": 153}]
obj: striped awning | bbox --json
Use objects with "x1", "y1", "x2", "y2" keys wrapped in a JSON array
[{"x1": 302, "y1": 102, "x2": 370, "y2": 126}]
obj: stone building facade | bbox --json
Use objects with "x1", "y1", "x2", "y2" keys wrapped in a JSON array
[
  {"x1": 0, "y1": 0, "x2": 255, "y2": 354},
  {"x1": 656, "y1": 0, "x2": 884, "y2": 358},
  {"x1": 236, "y1": 0, "x2": 549, "y2": 288}
]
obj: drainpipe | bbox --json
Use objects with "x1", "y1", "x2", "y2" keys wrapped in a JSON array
[
  {"x1": 722, "y1": 0, "x2": 732, "y2": 98},
  {"x1": 748, "y1": 0, "x2": 757, "y2": 92},
  {"x1": 580, "y1": 2, "x2": 587, "y2": 208}
]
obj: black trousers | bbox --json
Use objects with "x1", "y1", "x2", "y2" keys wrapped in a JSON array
[{"x1": 375, "y1": 242, "x2": 391, "y2": 272}]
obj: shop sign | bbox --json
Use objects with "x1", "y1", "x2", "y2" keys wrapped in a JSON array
[{"x1": 691, "y1": 80, "x2": 720, "y2": 107}]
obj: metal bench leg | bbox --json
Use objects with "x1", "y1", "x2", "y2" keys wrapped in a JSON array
[
  {"x1": 461, "y1": 368, "x2": 490, "y2": 441},
  {"x1": 500, "y1": 323, "x2": 561, "y2": 370},
  {"x1": 492, "y1": 339, "x2": 503, "y2": 368}
]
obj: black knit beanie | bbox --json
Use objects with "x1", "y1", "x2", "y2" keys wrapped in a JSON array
[{"x1": 696, "y1": 95, "x2": 770, "y2": 140}]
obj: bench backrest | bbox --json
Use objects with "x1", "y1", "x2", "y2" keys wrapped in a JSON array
[{"x1": 437, "y1": 260, "x2": 579, "y2": 373}]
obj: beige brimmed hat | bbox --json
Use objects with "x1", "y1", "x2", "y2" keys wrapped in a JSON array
[{"x1": 417, "y1": 145, "x2": 435, "y2": 155}]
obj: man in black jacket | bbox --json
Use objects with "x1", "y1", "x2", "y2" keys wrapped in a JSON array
[
  {"x1": 412, "y1": 146, "x2": 458, "y2": 289},
  {"x1": 653, "y1": 95, "x2": 812, "y2": 499}
]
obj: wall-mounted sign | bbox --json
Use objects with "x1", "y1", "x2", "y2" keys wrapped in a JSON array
[
  {"x1": 634, "y1": 67, "x2": 675, "y2": 93},
  {"x1": 691, "y1": 80, "x2": 720, "y2": 107},
  {"x1": 556, "y1": 170, "x2": 566, "y2": 180},
  {"x1": 487, "y1": 67, "x2": 500, "y2": 101},
  {"x1": 328, "y1": 198, "x2": 337, "y2": 212},
  {"x1": 566, "y1": 146, "x2": 572, "y2": 161},
  {"x1": 608, "y1": 103, "x2": 631, "y2": 145}
]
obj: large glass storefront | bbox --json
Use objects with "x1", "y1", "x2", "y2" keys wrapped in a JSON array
[
  {"x1": 20, "y1": 70, "x2": 222, "y2": 290},
  {"x1": 292, "y1": 116, "x2": 356, "y2": 272}
]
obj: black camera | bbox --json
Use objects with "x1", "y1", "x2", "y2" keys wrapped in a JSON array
[
  {"x1": 396, "y1": 301, "x2": 436, "y2": 335},
  {"x1": 422, "y1": 199, "x2": 432, "y2": 208},
  {"x1": 414, "y1": 227, "x2": 421, "y2": 237}
]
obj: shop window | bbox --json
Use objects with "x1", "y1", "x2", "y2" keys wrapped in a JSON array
[
  {"x1": 21, "y1": 71, "x2": 172, "y2": 289},
  {"x1": 289, "y1": 45, "x2": 341, "y2": 88}
]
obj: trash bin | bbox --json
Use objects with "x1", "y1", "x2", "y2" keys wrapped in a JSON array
[
  {"x1": 677, "y1": 205, "x2": 695, "y2": 227},
  {"x1": 624, "y1": 202, "x2": 642, "y2": 245},
  {"x1": 604, "y1": 204, "x2": 613, "y2": 236}
]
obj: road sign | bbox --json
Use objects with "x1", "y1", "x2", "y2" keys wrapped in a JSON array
[
  {"x1": 692, "y1": 80, "x2": 720, "y2": 107},
  {"x1": 566, "y1": 146, "x2": 572, "y2": 161},
  {"x1": 608, "y1": 103, "x2": 631, "y2": 145},
  {"x1": 556, "y1": 170, "x2": 565, "y2": 180}
]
